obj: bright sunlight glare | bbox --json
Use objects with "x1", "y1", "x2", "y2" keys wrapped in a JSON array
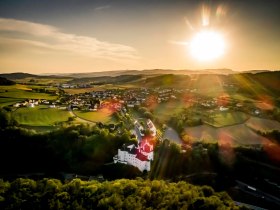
[{"x1": 189, "y1": 31, "x2": 225, "y2": 61}]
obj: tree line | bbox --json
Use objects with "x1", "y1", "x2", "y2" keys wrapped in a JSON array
[{"x1": 0, "y1": 178, "x2": 244, "y2": 210}]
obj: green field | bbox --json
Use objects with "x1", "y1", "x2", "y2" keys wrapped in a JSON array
[
  {"x1": 13, "y1": 105, "x2": 71, "y2": 126},
  {"x1": 184, "y1": 124, "x2": 268, "y2": 145},
  {"x1": 152, "y1": 101, "x2": 188, "y2": 122},
  {"x1": 73, "y1": 108, "x2": 115, "y2": 123},
  {"x1": 204, "y1": 111, "x2": 249, "y2": 128},
  {"x1": 64, "y1": 87, "x2": 97, "y2": 94},
  {"x1": 0, "y1": 85, "x2": 57, "y2": 100},
  {"x1": 14, "y1": 77, "x2": 71, "y2": 85},
  {"x1": 246, "y1": 117, "x2": 280, "y2": 131},
  {"x1": 0, "y1": 98, "x2": 23, "y2": 107}
]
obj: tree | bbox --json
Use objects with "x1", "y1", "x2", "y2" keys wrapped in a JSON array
[
  {"x1": 0, "y1": 108, "x2": 13, "y2": 128},
  {"x1": 144, "y1": 111, "x2": 153, "y2": 120}
]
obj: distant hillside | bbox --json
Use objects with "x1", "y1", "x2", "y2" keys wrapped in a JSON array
[
  {"x1": 243, "y1": 70, "x2": 271, "y2": 74},
  {"x1": 0, "y1": 72, "x2": 73, "y2": 81},
  {"x1": 0, "y1": 72, "x2": 38, "y2": 80},
  {"x1": 0, "y1": 77, "x2": 16, "y2": 85},
  {"x1": 138, "y1": 74, "x2": 191, "y2": 88},
  {"x1": 70, "y1": 74, "x2": 143, "y2": 84},
  {"x1": 228, "y1": 71, "x2": 280, "y2": 98},
  {"x1": 61, "y1": 68, "x2": 235, "y2": 78},
  {"x1": 250, "y1": 71, "x2": 280, "y2": 93}
]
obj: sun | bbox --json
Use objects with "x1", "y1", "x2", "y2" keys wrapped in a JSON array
[{"x1": 189, "y1": 30, "x2": 225, "y2": 61}]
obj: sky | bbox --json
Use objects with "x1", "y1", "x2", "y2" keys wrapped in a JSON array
[{"x1": 0, "y1": 0, "x2": 280, "y2": 73}]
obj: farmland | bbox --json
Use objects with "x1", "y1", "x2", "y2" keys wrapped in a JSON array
[
  {"x1": 13, "y1": 105, "x2": 71, "y2": 126},
  {"x1": 246, "y1": 117, "x2": 280, "y2": 131},
  {"x1": 203, "y1": 111, "x2": 249, "y2": 128},
  {"x1": 13, "y1": 77, "x2": 71, "y2": 85},
  {"x1": 73, "y1": 108, "x2": 115, "y2": 123},
  {"x1": 63, "y1": 87, "x2": 98, "y2": 95},
  {"x1": 184, "y1": 123, "x2": 269, "y2": 145},
  {"x1": 0, "y1": 98, "x2": 23, "y2": 107},
  {"x1": 151, "y1": 100, "x2": 188, "y2": 122},
  {"x1": 0, "y1": 84, "x2": 57, "y2": 100}
]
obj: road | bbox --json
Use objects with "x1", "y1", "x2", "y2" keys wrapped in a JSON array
[{"x1": 236, "y1": 180, "x2": 280, "y2": 207}]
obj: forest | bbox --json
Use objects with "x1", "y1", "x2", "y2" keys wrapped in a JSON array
[{"x1": 0, "y1": 178, "x2": 244, "y2": 210}]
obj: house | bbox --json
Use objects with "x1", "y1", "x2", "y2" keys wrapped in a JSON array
[
  {"x1": 219, "y1": 106, "x2": 229, "y2": 111},
  {"x1": 254, "y1": 109, "x2": 260, "y2": 115},
  {"x1": 147, "y1": 119, "x2": 156, "y2": 137},
  {"x1": 28, "y1": 103, "x2": 35, "y2": 108},
  {"x1": 236, "y1": 103, "x2": 243, "y2": 107},
  {"x1": 13, "y1": 103, "x2": 21, "y2": 108},
  {"x1": 61, "y1": 84, "x2": 70, "y2": 88},
  {"x1": 113, "y1": 140, "x2": 154, "y2": 172}
]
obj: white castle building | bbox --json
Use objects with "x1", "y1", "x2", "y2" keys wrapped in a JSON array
[{"x1": 113, "y1": 139, "x2": 154, "y2": 172}]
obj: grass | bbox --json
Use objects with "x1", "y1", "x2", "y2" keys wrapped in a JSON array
[
  {"x1": 246, "y1": 117, "x2": 280, "y2": 131},
  {"x1": 64, "y1": 87, "x2": 97, "y2": 95},
  {"x1": 63, "y1": 84, "x2": 137, "y2": 95},
  {"x1": 13, "y1": 105, "x2": 71, "y2": 126},
  {"x1": 231, "y1": 93, "x2": 255, "y2": 102},
  {"x1": 0, "y1": 98, "x2": 23, "y2": 107},
  {"x1": 204, "y1": 111, "x2": 249, "y2": 128},
  {"x1": 0, "y1": 85, "x2": 57, "y2": 100},
  {"x1": 73, "y1": 108, "x2": 115, "y2": 123},
  {"x1": 152, "y1": 100, "x2": 188, "y2": 122},
  {"x1": 184, "y1": 124, "x2": 268, "y2": 145},
  {"x1": 14, "y1": 77, "x2": 71, "y2": 85}
]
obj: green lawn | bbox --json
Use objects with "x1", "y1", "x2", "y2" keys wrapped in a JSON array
[
  {"x1": 74, "y1": 108, "x2": 115, "y2": 123},
  {"x1": 204, "y1": 111, "x2": 249, "y2": 128},
  {"x1": 0, "y1": 85, "x2": 57, "y2": 100},
  {"x1": 13, "y1": 105, "x2": 71, "y2": 126}
]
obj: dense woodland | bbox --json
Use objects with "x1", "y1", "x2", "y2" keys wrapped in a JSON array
[{"x1": 0, "y1": 178, "x2": 245, "y2": 210}]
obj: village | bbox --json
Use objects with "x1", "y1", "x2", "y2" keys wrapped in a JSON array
[{"x1": 11, "y1": 83, "x2": 265, "y2": 118}]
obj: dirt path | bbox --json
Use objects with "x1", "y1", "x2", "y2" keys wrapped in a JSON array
[{"x1": 68, "y1": 108, "x2": 96, "y2": 124}]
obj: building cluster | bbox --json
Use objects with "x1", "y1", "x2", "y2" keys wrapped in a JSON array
[
  {"x1": 13, "y1": 99, "x2": 57, "y2": 108},
  {"x1": 62, "y1": 88, "x2": 181, "y2": 111}
]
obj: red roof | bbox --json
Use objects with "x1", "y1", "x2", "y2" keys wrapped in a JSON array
[
  {"x1": 139, "y1": 139, "x2": 153, "y2": 153},
  {"x1": 136, "y1": 152, "x2": 148, "y2": 161},
  {"x1": 143, "y1": 144, "x2": 152, "y2": 153}
]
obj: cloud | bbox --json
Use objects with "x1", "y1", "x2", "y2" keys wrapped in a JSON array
[
  {"x1": 0, "y1": 18, "x2": 139, "y2": 61},
  {"x1": 94, "y1": 5, "x2": 111, "y2": 11}
]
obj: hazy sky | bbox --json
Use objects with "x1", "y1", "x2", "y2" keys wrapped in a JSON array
[{"x1": 0, "y1": 0, "x2": 280, "y2": 73}]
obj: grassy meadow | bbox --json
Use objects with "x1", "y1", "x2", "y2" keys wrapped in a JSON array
[
  {"x1": 73, "y1": 108, "x2": 115, "y2": 123},
  {"x1": 0, "y1": 84, "x2": 57, "y2": 100},
  {"x1": 14, "y1": 77, "x2": 71, "y2": 85},
  {"x1": 151, "y1": 100, "x2": 188, "y2": 122},
  {"x1": 13, "y1": 105, "x2": 71, "y2": 126},
  {"x1": 0, "y1": 98, "x2": 23, "y2": 107},
  {"x1": 203, "y1": 111, "x2": 248, "y2": 128},
  {"x1": 184, "y1": 123, "x2": 268, "y2": 145}
]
